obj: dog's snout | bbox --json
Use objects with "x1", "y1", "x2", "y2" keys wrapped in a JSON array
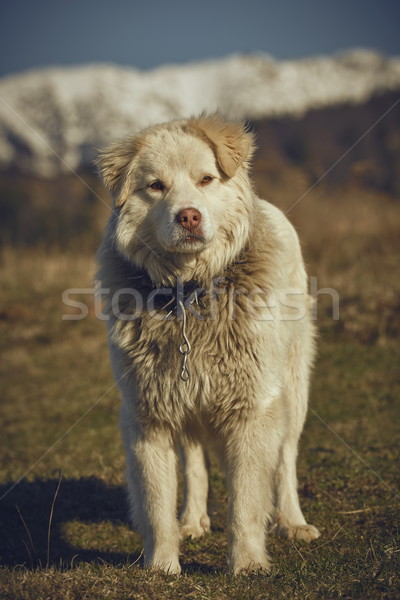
[{"x1": 176, "y1": 208, "x2": 202, "y2": 232}]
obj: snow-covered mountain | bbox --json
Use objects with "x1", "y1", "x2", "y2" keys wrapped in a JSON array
[{"x1": 0, "y1": 49, "x2": 399, "y2": 177}]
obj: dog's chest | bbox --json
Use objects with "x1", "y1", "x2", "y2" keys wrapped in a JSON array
[
  {"x1": 113, "y1": 278, "x2": 268, "y2": 426},
  {"x1": 127, "y1": 287, "x2": 259, "y2": 375}
]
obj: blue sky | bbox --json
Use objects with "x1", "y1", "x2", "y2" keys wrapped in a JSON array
[{"x1": 0, "y1": 0, "x2": 399, "y2": 77}]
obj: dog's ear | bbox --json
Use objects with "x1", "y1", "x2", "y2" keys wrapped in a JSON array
[
  {"x1": 95, "y1": 137, "x2": 142, "y2": 208},
  {"x1": 188, "y1": 115, "x2": 255, "y2": 178}
]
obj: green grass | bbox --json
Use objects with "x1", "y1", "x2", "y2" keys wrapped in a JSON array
[{"x1": 1, "y1": 185, "x2": 400, "y2": 599}]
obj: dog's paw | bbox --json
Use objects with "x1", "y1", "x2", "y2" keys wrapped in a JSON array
[
  {"x1": 229, "y1": 555, "x2": 271, "y2": 576},
  {"x1": 180, "y1": 514, "x2": 211, "y2": 539},
  {"x1": 148, "y1": 556, "x2": 182, "y2": 575},
  {"x1": 282, "y1": 523, "x2": 321, "y2": 542}
]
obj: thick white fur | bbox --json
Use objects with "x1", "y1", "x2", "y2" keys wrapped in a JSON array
[{"x1": 96, "y1": 115, "x2": 320, "y2": 575}]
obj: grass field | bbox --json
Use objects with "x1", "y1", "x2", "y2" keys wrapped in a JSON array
[{"x1": 0, "y1": 173, "x2": 399, "y2": 599}]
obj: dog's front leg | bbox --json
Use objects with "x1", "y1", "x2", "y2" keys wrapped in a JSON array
[
  {"x1": 225, "y1": 415, "x2": 280, "y2": 574},
  {"x1": 133, "y1": 428, "x2": 181, "y2": 574}
]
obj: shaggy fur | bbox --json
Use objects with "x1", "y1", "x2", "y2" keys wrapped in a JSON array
[{"x1": 96, "y1": 115, "x2": 320, "y2": 574}]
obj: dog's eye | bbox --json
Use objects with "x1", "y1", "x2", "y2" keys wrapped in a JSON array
[
  {"x1": 148, "y1": 181, "x2": 165, "y2": 192},
  {"x1": 200, "y1": 175, "x2": 213, "y2": 186}
]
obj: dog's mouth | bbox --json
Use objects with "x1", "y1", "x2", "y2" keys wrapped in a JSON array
[
  {"x1": 166, "y1": 230, "x2": 208, "y2": 253},
  {"x1": 178, "y1": 234, "x2": 207, "y2": 251},
  {"x1": 183, "y1": 233, "x2": 205, "y2": 244}
]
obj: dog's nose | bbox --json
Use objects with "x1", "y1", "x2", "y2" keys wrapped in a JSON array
[{"x1": 176, "y1": 208, "x2": 202, "y2": 232}]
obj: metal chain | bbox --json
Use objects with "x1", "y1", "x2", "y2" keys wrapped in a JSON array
[{"x1": 178, "y1": 300, "x2": 191, "y2": 382}]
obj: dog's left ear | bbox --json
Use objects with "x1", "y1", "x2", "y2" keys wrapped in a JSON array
[
  {"x1": 188, "y1": 115, "x2": 255, "y2": 178},
  {"x1": 95, "y1": 136, "x2": 142, "y2": 208}
]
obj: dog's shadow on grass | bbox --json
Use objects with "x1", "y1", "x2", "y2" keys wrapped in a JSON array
[{"x1": 0, "y1": 476, "x2": 143, "y2": 569}]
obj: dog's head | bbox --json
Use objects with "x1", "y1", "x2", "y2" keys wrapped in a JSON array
[{"x1": 97, "y1": 115, "x2": 256, "y2": 285}]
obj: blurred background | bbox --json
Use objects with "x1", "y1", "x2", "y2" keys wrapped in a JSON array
[{"x1": 1, "y1": 1, "x2": 400, "y2": 587}]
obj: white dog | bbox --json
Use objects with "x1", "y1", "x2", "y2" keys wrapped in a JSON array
[{"x1": 96, "y1": 115, "x2": 320, "y2": 574}]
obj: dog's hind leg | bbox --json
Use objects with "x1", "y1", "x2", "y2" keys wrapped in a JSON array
[
  {"x1": 274, "y1": 339, "x2": 320, "y2": 543},
  {"x1": 179, "y1": 440, "x2": 211, "y2": 539},
  {"x1": 274, "y1": 436, "x2": 320, "y2": 542}
]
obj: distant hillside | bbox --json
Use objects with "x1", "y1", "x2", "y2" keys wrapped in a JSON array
[
  {"x1": 251, "y1": 90, "x2": 400, "y2": 193},
  {"x1": 0, "y1": 49, "x2": 399, "y2": 177}
]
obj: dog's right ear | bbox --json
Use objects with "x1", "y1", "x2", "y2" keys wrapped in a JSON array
[
  {"x1": 95, "y1": 137, "x2": 141, "y2": 208},
  {"x1": 187, "y1": 114, "x2": 255, "y2": 178}
]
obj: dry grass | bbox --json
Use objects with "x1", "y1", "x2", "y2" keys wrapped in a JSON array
[
  {"x1": 255, "y1": 168, "x2": 400, "y2": 344},
  {"x1": 0, "y1": 177, "x2": 399, "y2": 599}
]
